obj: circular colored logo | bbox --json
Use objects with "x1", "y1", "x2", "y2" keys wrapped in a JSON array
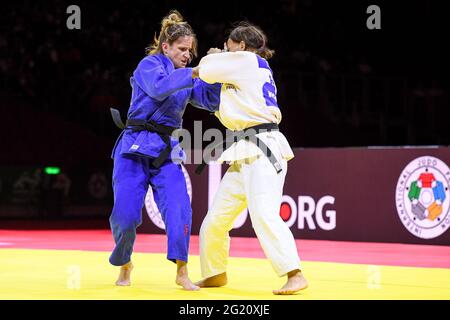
[
  {"x1": 395, "y1": 156, "x2": 450, "y2": 239},
  {"x1": 145, "y1": 165, "x2": 192, "y2": 229}
]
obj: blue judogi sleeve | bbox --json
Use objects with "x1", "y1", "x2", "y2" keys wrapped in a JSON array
[
  {"x1": 112, "y1": 55, "x2": 195, "y2": 161},
  {"x1": 112, "y1": 54, "x2": 221, "y2": 163},
  {"x1": 133, "y1": 56, "x2": 194, "y2": 101},
  {"x1": 189, "y1": 78, "x2": 221, "y2": 112}
]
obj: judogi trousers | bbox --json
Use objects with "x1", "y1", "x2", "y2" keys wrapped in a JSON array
[
  {"x1": 109, "y1": 144, "x2": 192, "y2": 266},
  {"x1": 199, "y1": 154, "x2": 301, "y2": 278}
]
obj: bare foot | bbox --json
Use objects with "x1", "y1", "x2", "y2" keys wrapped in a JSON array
[
  {"x1": 195, "y1": 272, "x2": 227, "y2": 288},
  {"x1": 273, "y1": 270, "x2": 308, "y2": 295},
  {"x1": 176, "y1": 260, "x2": 200, "y2": 291},
  {"x1": 115, "y1": 261, "x2": 133, "y2": 286}
]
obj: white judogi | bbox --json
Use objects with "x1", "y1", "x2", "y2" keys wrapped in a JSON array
[{"x1": 198, "y1": 51, "x2": 301, "y2": 277}]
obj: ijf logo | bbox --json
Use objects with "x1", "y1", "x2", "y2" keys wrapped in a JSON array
[
  {"x1": 145, "y1": 165, "x2": 192, "y2": 229},
  {"x1": 395, "y1": 156, "x2": 450, "y2": 239}
]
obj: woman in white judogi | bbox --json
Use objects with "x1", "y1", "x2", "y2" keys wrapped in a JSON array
[{"x1": 194, "y1": 22, "x2": 308, "y2": 295}]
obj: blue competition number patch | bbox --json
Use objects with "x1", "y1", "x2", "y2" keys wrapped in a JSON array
[{"x1": 257, "y1": 56, "x2": 278, "y2": 108}]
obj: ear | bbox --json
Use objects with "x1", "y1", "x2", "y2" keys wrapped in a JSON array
[
  {"x1": 161, "y1": 42, "x2": 169, "y2": 54},
  {"x1": 239, "y1": 41, "x2": 246, "y2": 51}
]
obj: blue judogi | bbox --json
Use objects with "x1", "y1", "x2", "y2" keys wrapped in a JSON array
[{"x1": 109, "y1": 53, "x2": 220, "y2": 266}]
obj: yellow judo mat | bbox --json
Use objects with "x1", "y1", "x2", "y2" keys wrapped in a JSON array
[{"x1": 1, "y1": 248, "x2": 450, "y2": 300}]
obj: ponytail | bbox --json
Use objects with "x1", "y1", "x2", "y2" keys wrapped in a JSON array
[{"x1": 146, "y1": 10, "x2": 197, "y2": 61}]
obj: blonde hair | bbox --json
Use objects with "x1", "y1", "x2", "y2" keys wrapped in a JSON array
[{"x1": 146, "y1": 10, "x2": 197, "y2": 62}]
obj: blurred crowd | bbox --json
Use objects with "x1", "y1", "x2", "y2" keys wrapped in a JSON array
[{"x1": 1, "y1": 0, "x2": 449, "y2": 165}]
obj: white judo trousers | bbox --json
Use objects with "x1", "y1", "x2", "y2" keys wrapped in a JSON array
[
  {"x1": 198, "y1": 50, "x2": 302, "y2": 278},
  {"x1": 199, "y1": 154, "x2": 301, "y2": 278}
]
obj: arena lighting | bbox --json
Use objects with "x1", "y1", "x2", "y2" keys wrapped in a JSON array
[{"x1": 44, "y1": 166, "x2": 61, "y2": 175}]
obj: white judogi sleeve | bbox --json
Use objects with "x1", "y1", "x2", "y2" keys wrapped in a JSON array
[{"x1": 198, "y1": 51, "x2": 294, "y2": 163}]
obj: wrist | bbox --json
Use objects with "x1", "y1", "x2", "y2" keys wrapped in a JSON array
[{"x1": 192, "y1": 66, "x2": 199, "y2": 78}]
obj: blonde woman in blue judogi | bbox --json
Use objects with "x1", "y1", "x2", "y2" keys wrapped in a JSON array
[{"x1": 109, "y1": 11, "x2": 220, "y2": 291}]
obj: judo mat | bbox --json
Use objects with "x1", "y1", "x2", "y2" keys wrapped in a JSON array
[{"x1": 1, "y1": 230, "x2": 450, "y2": 300}]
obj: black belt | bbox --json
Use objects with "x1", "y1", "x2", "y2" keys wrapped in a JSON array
[
  {"x1": 110, "y1": 108, "x2": 177, "y2": 168},
  {"x1": 195, "y1": 122, "x2": 282, "y2": 175}
]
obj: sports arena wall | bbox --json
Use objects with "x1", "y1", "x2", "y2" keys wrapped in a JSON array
[
  {"x1": 140, "y1": 147, "x2": 450, "y2": 245},
  {"x1": 1, "y1": 147, "x2": 450, "y2": 245}
]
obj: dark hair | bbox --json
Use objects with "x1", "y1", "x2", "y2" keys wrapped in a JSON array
[
  {"x1": 146, "y1": 10, "x2": 197, "y2": 62},
  {"x1": 228, "y1": 21, "x2": 274, "y2": 59}
]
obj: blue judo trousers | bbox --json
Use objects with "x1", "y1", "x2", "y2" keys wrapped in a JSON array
[{"x1": 109, "y1": 53, "x2": 220, "y2": 266}]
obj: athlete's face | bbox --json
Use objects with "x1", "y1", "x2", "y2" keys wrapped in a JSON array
[
  {"x1": 162, "y1": 36, "x2": 193, "y2": 68},
  {"x1": 225, "y1": 38, "x2": 246, "y2": 52}
]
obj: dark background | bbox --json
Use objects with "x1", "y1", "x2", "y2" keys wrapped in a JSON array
[{"x1": 1, "y1": 0, "x2": 449, "y2": 167}]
